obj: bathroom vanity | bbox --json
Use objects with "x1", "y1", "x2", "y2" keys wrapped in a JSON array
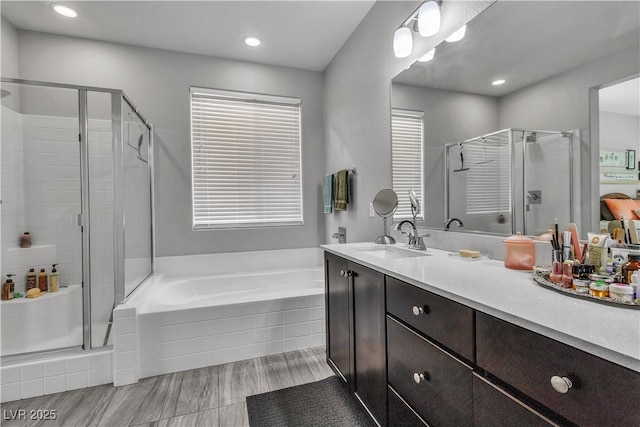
[{"x1": 322, "y1": 243, "x2": 640, "y2": 426}]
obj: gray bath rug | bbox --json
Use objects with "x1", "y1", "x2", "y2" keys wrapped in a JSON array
[{"x1": 246, "y1": 376, "x2": 375, "y2": 427}]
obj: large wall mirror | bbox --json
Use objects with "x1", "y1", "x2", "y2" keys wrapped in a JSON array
[{"x1": 391, "y1": 1, "x2": 640, "y2": 238}]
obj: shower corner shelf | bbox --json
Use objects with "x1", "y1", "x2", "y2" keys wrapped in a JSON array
[{"x1": 6, "y1": 244, "x2": 56, "y2": 253}]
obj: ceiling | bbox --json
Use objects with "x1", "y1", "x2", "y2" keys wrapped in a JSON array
[
  {"x1": 1, "y1": 1, "x2": 375, "y2": 71},
  {"x1": 393, "y1": 1, "x2": 640, "y2": 100}
]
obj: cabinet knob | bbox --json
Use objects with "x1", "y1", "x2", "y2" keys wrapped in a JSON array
[
  {"x1": 412, "y1": 305, "x2": 425, "y2": 316},
  {"x1": 413, "y1": 372, "x2": 429, "y2": 384},
  {"x1": 340, "y1": 270, "x2": 347, "y2": 277},
  {"x1": 550, "y1": 376, "x2": 573, "y2": 394}
]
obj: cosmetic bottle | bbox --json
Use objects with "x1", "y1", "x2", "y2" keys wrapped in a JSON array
[
  {"x1": 20, "y1": 232, "x2": 31, "y2": 248},
  {"x1": 38, "y1": 268, "x2": 48, "y2": 293},
  {"x1": 622, "y1": 254, "x2": 640, "y2": 285},
  {"x1": 49, "y1": 264, "x2": 59, "y2": 292},
  {"x1": 26, "y1": 268, "x2": 37, "y2": 291},
  {"x1": 550, "y1": 250, "x2": 563, "y2": 284},
  {"x1": 609, "y1": 283, "x2": 634, "y2": 303},
  {"x1": 2, "y1": 274, "x2": 15, "y2": 300},
  {"x1": 562, "y1": 260, "x2": 574, "y2": 288}
]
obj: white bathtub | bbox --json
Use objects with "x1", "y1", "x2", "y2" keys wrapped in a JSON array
[
  {"x1": 114, "y1": 249, "x2": 326, "y2": 385},
  {"x1": 149, "y1": 268, "x2": 324, "y2": 312}
]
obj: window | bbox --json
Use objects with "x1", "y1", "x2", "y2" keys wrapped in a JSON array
[
  {"x1": 391, "y1": 109, "x2": 424, "y2": 220},
  {"x1": 465, "y1": 140, "x2": 511, "y2": 214},
  {"x1": 190, "y1": 87, "x2": 303, "y2": 229}
]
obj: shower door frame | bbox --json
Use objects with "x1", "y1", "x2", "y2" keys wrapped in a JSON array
[
  {"x1": 444, "y1": 128, "x2": 574, "y2": 235},
  {"x1": 1, "y1": 78, "x2": 155, "y2": 353}
]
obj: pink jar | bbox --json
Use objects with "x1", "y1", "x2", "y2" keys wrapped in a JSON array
[{"x1": 504, "y1": 232, "x2": 536, "y2": 270}]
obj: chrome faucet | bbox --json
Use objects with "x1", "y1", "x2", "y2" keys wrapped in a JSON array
[
  {"x1": 395, "y1": 220, "x2": 427, "y2": 250},
  {"x1": 444, "y1": 218, "x2": 464, "y2": 229}
]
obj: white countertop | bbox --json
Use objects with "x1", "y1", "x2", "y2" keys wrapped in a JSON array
[{"x1": 322, "y1": 242, "x2": 640, "y2": 373}]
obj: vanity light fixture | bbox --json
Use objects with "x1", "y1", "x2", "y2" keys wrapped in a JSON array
[
  {"x1": 417, "y1": 48, "x2": 436, "y2": 62},
  {"x1": 51, "y1": 3, "x2": 77, "y2": 18},
  {"x1": 418, "y1": 1, "x2": 441, "y2": 37},
  {"x1": 393, "y1": 27, "x2": 413, "y2": 58},
  {"x1": 243, "y1": 36, "x2": 261, "y2": 47},
  {"x1": 446, "y1": 25, "x2": 466, "y2": 42},
  {"x1": 492, "y1": 79, "x2": 506, "y2": 86}
]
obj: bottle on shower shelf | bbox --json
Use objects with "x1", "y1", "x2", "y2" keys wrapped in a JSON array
[
  {"x1": 49, "y1": 264, "x2": 59, "y2": 293},
  {"x1": 26, "y1": 268, "x2": 37, "y2": 291},
  {"x1": 38, "y1": 268, "x2": 48, "y2": 293}
]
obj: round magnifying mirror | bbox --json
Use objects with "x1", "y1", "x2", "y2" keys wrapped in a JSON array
[
  {"x1": 373, "y1": 189, "x2": 398, "y2": 244},
  {"x1": 373, "y1": 189, "x2": 398, "y2": 217}
]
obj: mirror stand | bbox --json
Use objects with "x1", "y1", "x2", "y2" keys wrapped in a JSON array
[{"x1": 375, "y1": 217, "x2": 396, "y2": 244}]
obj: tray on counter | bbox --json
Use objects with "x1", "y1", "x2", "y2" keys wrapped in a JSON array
[{"x1": 532, "y1": 270, "x2": 640, "y2": 309}]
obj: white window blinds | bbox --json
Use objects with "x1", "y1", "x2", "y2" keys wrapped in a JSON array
[
  {"x1": 392, "y1": 109, "x2": 424, "y2": 220},
  {"x1": 190, "y1": 88, "x2": 303, "y2": 229},
  {"x1": 465, "y1": 141, "x2": 511, "y2": 214}
]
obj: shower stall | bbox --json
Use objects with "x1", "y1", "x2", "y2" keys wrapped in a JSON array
[
  {"x1": 445, "y1": 128, "x2": 574, "y2": 236},
  {"x1": 1, "y1": 79, "x2": 154, "y2": 358}
]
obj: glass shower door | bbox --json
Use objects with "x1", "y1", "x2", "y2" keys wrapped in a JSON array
[
  {"x1": 523, "y1": 131, "x2": 573, "y2": 235},
  {"x1": 0, "y1": 82, "x2": 83, "y2": 356}
]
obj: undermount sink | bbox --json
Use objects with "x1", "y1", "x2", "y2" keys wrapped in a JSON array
[{"x1": 355, "y1": 245, "x2": 430, "y2": 260}]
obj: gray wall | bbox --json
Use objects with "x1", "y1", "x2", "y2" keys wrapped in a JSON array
[
  {"x1": 14, "y1": 30, "x2": 325, "y2": 257},
  {"x1": 323, "y1": 0, "x2": 492, "y2": 244},
  {"x1": 391, "y1": 83, "x2": 499, "y2": 228},
  {"x1": 1, "y1": 16, "x2": 18, "y2": 78}
]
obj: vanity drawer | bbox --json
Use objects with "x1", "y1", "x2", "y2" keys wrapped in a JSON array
[
  {"x1": 387, "y1": 386, "x2": 427, "y2": 427},
  {"x1": 387, "y1": 316, "x2": 473, "y2": 427},
  {"x1": 386, "y1": 276, "x2": 474, "y2": 361},
  {"x1": 473, "y1": 373, "x2": 556, "y2": 427},
  {"x1": 476, "y1": 312, "x2": 640, "y2": 426}
]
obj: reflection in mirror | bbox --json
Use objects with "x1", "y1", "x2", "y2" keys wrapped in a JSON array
[
  {"x1": 373, "y1": 189, "x2": 398, "y2": 244},
  {"x1": 391, "y1": 1, "x2": 640, "y2": 238}
]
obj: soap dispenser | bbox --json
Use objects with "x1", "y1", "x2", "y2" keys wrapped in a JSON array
[
  {"x1": 50, "y1": 264, "x2": 59, "y2": 292},
  {"x1": 2, "y1": 274, "x2": 15, "y2": 300}
]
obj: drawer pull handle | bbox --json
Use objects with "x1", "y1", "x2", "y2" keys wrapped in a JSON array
[
  {"x1": 550, "y1": 376, "x2": 573, "y2": 394},
  {"x1": 412, "y1": 305, "x2": 425, "y2": 316},
  {"x1": 413, "y1": 372, "x2": 429, "y2": 384}
]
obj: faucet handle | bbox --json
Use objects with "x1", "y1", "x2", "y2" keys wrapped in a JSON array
[{"x1": 415, "y1": 236, "x2": 427, "y2": 250}]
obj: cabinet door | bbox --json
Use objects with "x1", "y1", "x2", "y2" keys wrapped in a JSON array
[
  {"x1": 473, "y1": 374, "x2": 556, "y2": 427},
  {"x1": 351, "y1": 262, "x2": 387, "y2": 426},
  {"x1": 324, "y1": 252, "x2": 351, "y2": 383}
]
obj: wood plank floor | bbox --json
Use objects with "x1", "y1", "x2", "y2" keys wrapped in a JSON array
[{"x1": 1, "y1": 347, "x2": 334, "y2": 427}]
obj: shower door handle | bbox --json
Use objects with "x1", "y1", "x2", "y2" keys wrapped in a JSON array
[{"x1": 75, "y1": 214, "x2": 85, "y2": 227}]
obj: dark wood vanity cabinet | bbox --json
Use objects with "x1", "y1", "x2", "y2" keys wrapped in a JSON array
[
  {"x1": 473, "y1": 373, "x2": 555, "y2": 426},
  {"x1": 476, "y1": 312, "x2": 640, "y2": 427},
  {"x1": 324, "y1": 253, "x2": 387, "y2": 426},
  {"x1": 324, "y1": 252, "x2": 351, "y2": 383},
  {"x1": 325, "y1": 251, "x2": 640, "y2": 427},
  {"x1": 387, "y1": 316, "x2": 473, "y2": 426}
]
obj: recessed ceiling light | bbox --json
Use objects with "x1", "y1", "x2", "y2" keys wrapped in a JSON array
[
  {"x1": 51, "y1": 3, "x2": 78, "y2": 18},
  {"x1": 492, "y1": 79, "x2": 506, "y2": 86},
  {"x1": 243, "y1": 36, "x2": 261, "y2": 47}
]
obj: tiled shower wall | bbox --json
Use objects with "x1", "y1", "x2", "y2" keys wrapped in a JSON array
[{"x1": 1, "y1": 105, "x2": 115, "y2": 349}]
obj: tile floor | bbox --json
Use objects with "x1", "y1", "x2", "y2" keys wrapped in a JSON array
[{"x1": 0, "y1": 347, "x2": 334, "y2": 427}]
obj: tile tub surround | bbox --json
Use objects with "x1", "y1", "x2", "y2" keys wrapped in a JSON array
[
  {"x1": 113, "y1": 248, "x2": 325, "y2": 386},
  {"x1": 0, "y1": 350, "x2": 113, "y2": 403},
  {"x1": 323, "y1": 243, "x2": 640, "y2": 373}
]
